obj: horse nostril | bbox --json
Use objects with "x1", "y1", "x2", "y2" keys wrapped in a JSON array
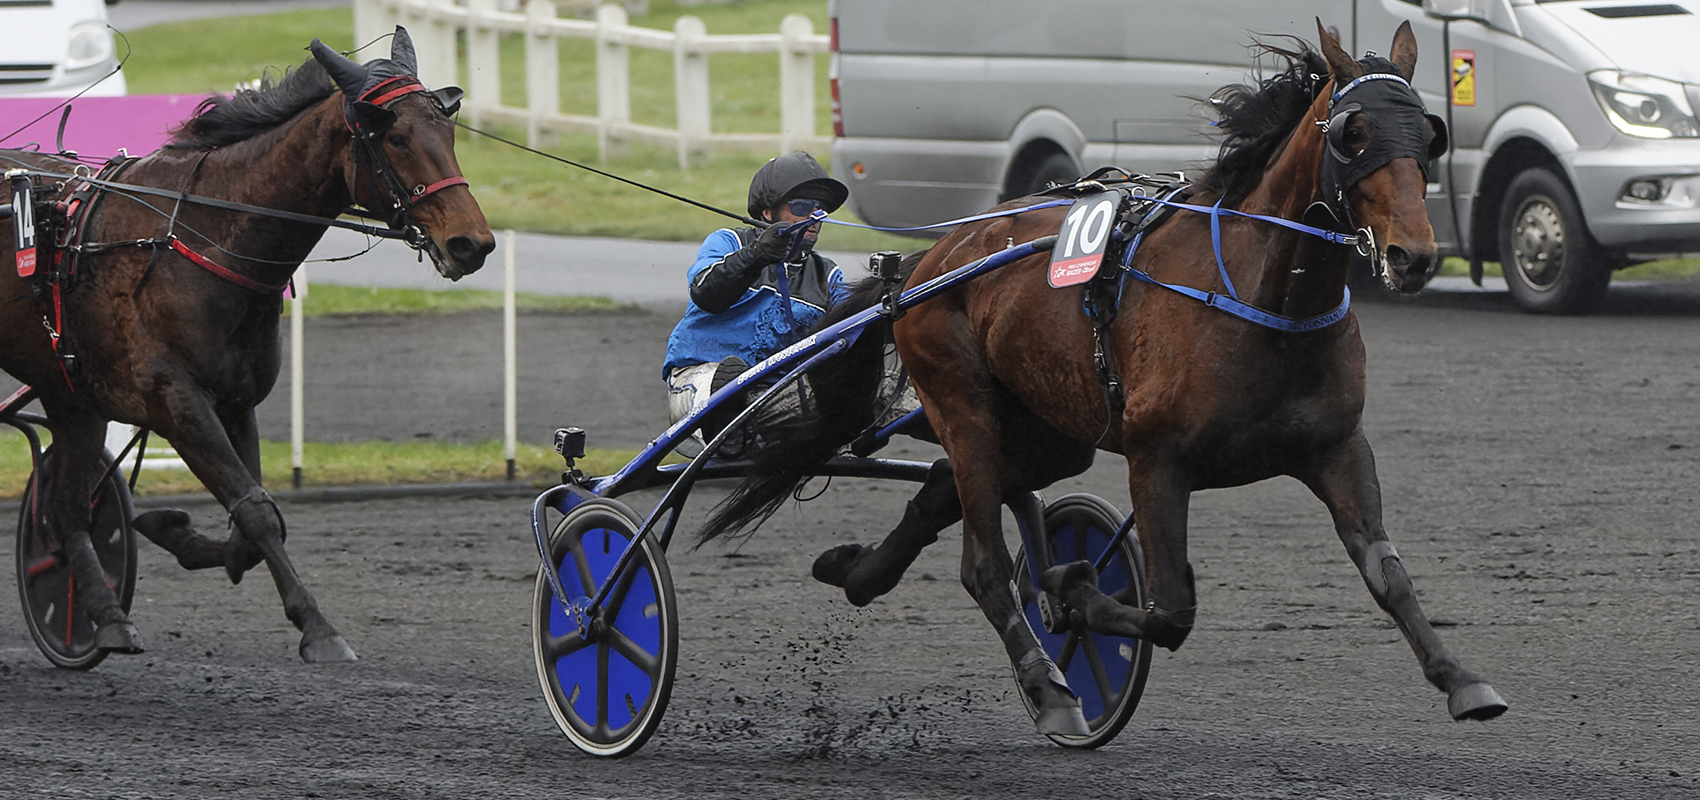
[
  {"x1": 1385, "y1": 244, "x2": 1413, "y2": 270},
  {"x1": 447, "y1": 234, "x2": 495, "y2": 262}
]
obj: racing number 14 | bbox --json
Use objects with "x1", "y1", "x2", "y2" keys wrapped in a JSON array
[{"x1": 1048, "y1": 191, "x2": 1120, "y2": 288}]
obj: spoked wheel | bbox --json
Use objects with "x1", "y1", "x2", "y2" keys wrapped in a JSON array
[
  {"x1": 1015, "y1": 493, "x2": 1153, "y2": 748},
  {"x1": 533, "y1": 497, "x2": 678, "y2": 758},
  {"x1": 15, "y1": 449, "x2": 139, "y2": 670}
]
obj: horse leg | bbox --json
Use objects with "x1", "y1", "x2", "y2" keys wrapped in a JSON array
[
  {"x1": 812, "y1": 458, "x2": 960, "y2": 606},
  {"x1": 1042, "y1": 467, "x2": 1198, "y2": 651},
  {"x1": 131, "y1": 412, "x2": 266, "y2": 575},
  {"x1": 45, "y1": 413, "x2": 145, "y2": 652},
  {"x1": 1302, "y1": 433, "x2": 1507, "y2": 721},
  {"x1": 159, "y1": 404, "x2": 355, "y2": 662}
]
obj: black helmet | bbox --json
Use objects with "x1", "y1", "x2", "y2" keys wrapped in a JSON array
[{"x1": 746, "y1": 152, "x2": 849, "y2": 220}]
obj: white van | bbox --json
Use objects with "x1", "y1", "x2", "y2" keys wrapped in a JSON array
[
  {"x1": 0, "y1": 0, "x2": 127, "y2": 98},
  {"x1": 829, "y1": 0, "x2": 1700, "y2": 313}
]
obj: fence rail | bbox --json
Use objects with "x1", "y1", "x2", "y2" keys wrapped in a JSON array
[{"x1": 353, "y1": 0, "x2": 830, "y2": 167}]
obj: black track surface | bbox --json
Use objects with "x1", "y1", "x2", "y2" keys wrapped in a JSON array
[{"x1": 4, "y1": 281, "x2": 1700, "y2": 798}]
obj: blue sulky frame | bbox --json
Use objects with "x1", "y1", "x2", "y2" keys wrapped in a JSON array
[{"x1": 526, "y1": 232, "x2": 1153, "y2": 757}]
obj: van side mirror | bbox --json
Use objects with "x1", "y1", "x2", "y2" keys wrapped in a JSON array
[{"x1": 1423, "y1": 0, "x2": 1486, "y2": 22}]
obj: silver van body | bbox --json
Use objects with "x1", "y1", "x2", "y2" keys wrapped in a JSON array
[{"x1": 829, "y1": 0, "x2": 1700, "y2": 311}]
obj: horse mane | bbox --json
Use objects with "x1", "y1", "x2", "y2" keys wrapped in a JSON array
[
  {"x1": 1197, "y1": 38, "x2": 1329, "y2": 206},
  {"x1": 167, "y1": 58, "x2": 336, "y2": 151}
]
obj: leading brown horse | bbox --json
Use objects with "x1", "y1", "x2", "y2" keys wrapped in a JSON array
[
  {"x1": 701, "y1": 22, "x2": 1507, "y2": 735},
  {"x1": 0, "y1": 29, "x2": 492, "y2": 662}
]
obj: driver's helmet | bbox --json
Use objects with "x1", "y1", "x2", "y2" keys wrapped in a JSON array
[{"x1": 746, "y1": 152, "x2": 849, "y2": 220}]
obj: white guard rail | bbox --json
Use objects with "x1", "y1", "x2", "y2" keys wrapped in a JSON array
[{"x1": 352, "y1": 0, "x2": 830, "y2": 167}]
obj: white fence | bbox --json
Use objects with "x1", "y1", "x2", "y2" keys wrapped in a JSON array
[{"x1": 352, "y1": 0, "x2": 830, "y2": 167}]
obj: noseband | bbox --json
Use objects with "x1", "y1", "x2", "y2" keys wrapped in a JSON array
[{"x1": 341, "y1": 75, "x2": 468, "y2": 251}]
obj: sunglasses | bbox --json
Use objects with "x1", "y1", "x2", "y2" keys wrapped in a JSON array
[{"x1": 783, "y1": 198, "x2": 822, "y2": 216}]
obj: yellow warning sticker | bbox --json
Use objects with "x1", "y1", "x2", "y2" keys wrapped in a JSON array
[{"x1": 1452, "y1": 50, "x2": 1476, "y2": 107}]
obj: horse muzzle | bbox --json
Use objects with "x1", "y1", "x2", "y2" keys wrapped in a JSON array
[
  {"x1": 425, "y1": 229, "x2": 495, "y2": 280},
  {"x1": 1378, "y1": 239, "x2": 1439, "y2": 294}
]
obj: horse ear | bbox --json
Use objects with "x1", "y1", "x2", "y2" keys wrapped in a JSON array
[
  {"x1": 309, "y1": 38, "x2": 367, "y2": 99},
  {"x1": 1389, "y1": 20, "x2": 1419, "y2": 81},
  {"x1": 1316, "y1": 18, "x2": 1362, "y2": 84},
  {"x1": 390, "y1": 26, "x2": 419, "y2": 76}
]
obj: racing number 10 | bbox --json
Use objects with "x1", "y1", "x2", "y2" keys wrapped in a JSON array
[{"x1": 1048, "y1": 191, "x2": 1120, "y2": 288}]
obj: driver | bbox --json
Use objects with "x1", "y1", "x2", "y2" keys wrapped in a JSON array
[{"x1": 663, "y1": 152, "x2": 852, "y2": 455}]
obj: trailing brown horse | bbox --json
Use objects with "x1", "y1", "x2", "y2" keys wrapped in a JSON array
[
  {"x1": 0, "y1": 29, "x2": 492, "y2": 662},
  {"x1": 701, "y1": 22, "x2": 1506, "y2": 733}
]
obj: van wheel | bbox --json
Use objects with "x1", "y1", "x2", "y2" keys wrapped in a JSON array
[
  {"x1": 1498, "y1": 168, "x2": 1609, "y2": 314},
  {"x1": 1016, "y1": 151, "x2": 1080, "y2": 199}
]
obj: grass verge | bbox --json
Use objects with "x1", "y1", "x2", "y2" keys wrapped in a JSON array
[
  {"x1": 1438, "y1": 257, "x2": 1700, "y2": 281},
  {"x1": 120, "y1": 3, "x2": 922, "y2": 254},
  {"x1": 0, "y1": 428, "x2": 647, "y2": 500},
  {"x1": 290, "y1": 284, "x2": 624, "y2": 316}
]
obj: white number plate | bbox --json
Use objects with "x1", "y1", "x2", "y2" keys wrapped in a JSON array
[{"x1": 1047, "y1": 190, "x2": 1121, "y2": 288}]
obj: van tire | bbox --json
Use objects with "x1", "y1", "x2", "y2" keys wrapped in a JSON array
[
  {"x1": 1015, "y1": 151, "x2": 1080, "y2": 199},
  {"x1": 1497, "y1": 168, "x2": 1609, "y2": 314}
]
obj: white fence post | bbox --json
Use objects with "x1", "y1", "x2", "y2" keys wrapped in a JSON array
[
  {"x1": 673, "y1": 15, "x2": 709, "y2": 170},
  {"x1": 421, "y1": 0, "x2": 459, "y2": 90},
  {"x1": 503, "y1": 230, "x2": 518, "y2": 481},
  {"x1": 524, "y1": 0, "x2": 559, "y2": 148},
  {"x1": 290, "y1": 266, "x2": 308, "y2": 489},
  {"x1": 778, "y1": 14, "x2": 815, "y2": 155},
  {"x1": 596, "y1": 3, "x2": 631, "y2": 160},
  {"x1": 353, "y1": 0, "x2": 386, "y2": 54},
  {"x1": 466, "y1": 0, "x2": 500, "y2": 127}
]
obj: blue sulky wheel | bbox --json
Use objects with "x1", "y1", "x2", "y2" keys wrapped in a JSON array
[
  {"x1": 15, "y1": 450, "x2": 139, "y2": 671},
  {"x1": 1015, "y1": 493, "x2": 1154, "y2": 748},
  {"x1": 532, "y1": 497, "x2": 678, "y2": 758}
]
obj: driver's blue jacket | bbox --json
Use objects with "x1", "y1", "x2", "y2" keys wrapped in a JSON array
[{"x1": 663, "y1": 228, "x2": 851, "y2": 378}]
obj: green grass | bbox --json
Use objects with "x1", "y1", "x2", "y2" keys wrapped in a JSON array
[
  {"x1": 1438, "y1": 257, "x2": 1700, "y2": 281},
  {"x1": 0, "y1": 428, "x2": 647, "y2": 499},
  {"x1": 290, "y1": 284, "x2": 623, "y2": 316},
  {"x1": 119, "y1": 3, "x2": 919, "y2": 253}
]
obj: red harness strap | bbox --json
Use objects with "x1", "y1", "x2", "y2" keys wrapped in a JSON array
[
  {"x1": 168, "y1": 237, "x2": 288, "y2": 295},
  {"x1": 410, "y1": 176, "x2": 468, "y2": 204},
  {"x1": 361, "y1": 75, "x2": 425, "y2": 107}
]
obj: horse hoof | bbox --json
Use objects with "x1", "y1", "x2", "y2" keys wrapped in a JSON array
[
  {"x1": 1448, "y1": 682, "x2": 1508, "y2": 721},
  {"x1": 95, "y1": 622, "x2": 145, "y2": 654},
  {"x1": 300, "y1": 635, "x2": 358, "y2": 663},
  {"x1": 1034, "y1": 703, "x2": 1091, "y2": 737},
  {"x1": 811, "y1": 544, "x2": 867, "y2": 589},
  {"x1": 1039, "y1": 560, "x2": 1096, "y2": 597},
  {"x1": 222, "y1": 533, "x2": 265, "y2": 585}
]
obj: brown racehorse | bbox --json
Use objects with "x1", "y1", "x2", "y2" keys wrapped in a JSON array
[
  {"x1": 701, "y1": 22, "x2": 1507, "y2": 734},
  {"x1": 0, "y1": 29, "x2": 493, "y2": 662}
]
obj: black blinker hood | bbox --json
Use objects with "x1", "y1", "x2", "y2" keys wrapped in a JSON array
[{"x1": 1314, "y1": 56, "x2": 1448, "y2": 229}]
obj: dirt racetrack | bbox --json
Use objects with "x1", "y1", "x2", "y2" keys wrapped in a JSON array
[{"x1": 3, "y1": 282, "x2": 1700, "y2": 799}]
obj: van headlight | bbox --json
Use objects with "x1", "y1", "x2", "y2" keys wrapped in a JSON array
[
  {"x1": 65, "y1": 22, "x2": 114, "y2": 72},
  {"x1": 1588, "y1": 70, "x2": 1700, "y2": 139}
]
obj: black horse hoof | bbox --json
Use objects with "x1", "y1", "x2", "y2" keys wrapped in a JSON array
[
  {"x1": 299, "y1": 634, "x2": 357, "y2": 663},
  {"x1": 95, "y1": 621, "x2": 145, "y2": 654},
  {"x1": 222, "y1": 531, "x2": 265, "y2": 585},
  {"x1": 1448, "y1": 682, "x2": 1508, "y2": 721},
  {"x1": 1039, "y1": 560, "x2": 1097, "y2": 598},
  {"x1": 811, "y1": 544, "x2": 868, "y2": 588},
  {"x1": 133, "y1": 509, "x2": 225, "y2": 571}
]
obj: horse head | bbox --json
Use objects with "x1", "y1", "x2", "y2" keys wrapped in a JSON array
[
  {"x1": 1314, "y1": 20, "x2": 1448, "y2": 294},
  {"x1": 310, "y1": 28, "x2": 494, "y2": 280}
]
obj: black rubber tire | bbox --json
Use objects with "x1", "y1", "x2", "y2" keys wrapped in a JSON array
[
  {"x1": 16, "y1": 449, "x2": 138, "y2": 671},
  {"x1": 1013, "y1": 493, "x2": 1153, "y2": 749},
  {"x1": 533, "y1": 497, "x2": 678, "y2": 758},
  {"x1": 1498, "y1": 168, "x2": 1610, "y2": 314},
  {"x1": 1015, "y1": 150, "x2": 1080, "y2": 198}
]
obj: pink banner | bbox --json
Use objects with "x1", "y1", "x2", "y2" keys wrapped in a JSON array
[{"x1": 0, "y1": 94, "x2": 209, "y2": 159}]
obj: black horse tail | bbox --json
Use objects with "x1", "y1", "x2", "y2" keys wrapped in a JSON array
[{"x1": 694, "y1": 249, "x2": 931, "y2": 545}]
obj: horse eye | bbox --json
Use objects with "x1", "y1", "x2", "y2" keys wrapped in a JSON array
[{"x1": 386, "y1": 134, "x2": 408, "y2": 148}]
